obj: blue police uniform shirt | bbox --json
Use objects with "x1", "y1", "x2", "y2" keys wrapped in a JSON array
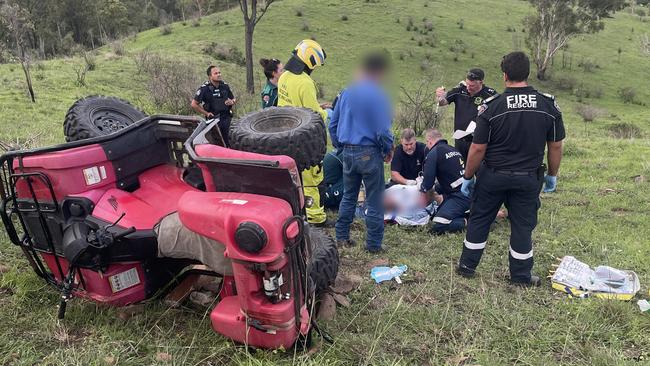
[
  {"x1": 419, "y1": 139, "x2": 465, "y2": 196},
  {"x1": 329, "y1": 78, "x2": 394, "y2": 156}
]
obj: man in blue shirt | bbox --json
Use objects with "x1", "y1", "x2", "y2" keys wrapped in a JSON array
[{"x1": 329, "y1": 52, "x2": 393, "y2": 253}]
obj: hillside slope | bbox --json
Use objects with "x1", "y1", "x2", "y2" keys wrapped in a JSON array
[{"x1": 1, "y1": 1, "x2": 650, "y2": 365}]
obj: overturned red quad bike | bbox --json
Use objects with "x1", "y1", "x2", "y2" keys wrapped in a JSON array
[{"x1": 0, "y1": 96, "x2": 338, "y2": 350}]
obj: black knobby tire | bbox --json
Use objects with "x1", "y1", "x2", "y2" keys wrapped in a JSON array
[
  {"x1": 64, "y1": 96, "x2": 146, "y2": 142},
  {"x1": 309, "y1": 228, "x2": 339, "y2": 293},
  {"x1": 229, "y1": 107, "x2": 327, "y2": 171}
]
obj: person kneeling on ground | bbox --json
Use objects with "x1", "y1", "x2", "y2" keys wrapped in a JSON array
[
  {"x1": 388, "y1": 128, "x2": 427, "y2": 187},
  {"x1": 322, "y1": 149, "x2": 344, "y2": 210},
  {"x1": 419, "y1": 128, "x2": 470, "y2": 234}
]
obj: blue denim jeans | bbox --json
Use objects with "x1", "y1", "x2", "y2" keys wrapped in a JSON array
[{"x1": 335, "y1": 145, "x2": 385, "y2": 251}]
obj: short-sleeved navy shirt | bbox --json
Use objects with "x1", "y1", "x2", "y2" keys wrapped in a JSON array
[
  {"x1": 473, "y1": 86, "x2": 565, "y2": 171},
  {"x1": 194, "y1": 81, "x2": 235, "y2": 117},
  {"x1": 445, "y1": 84, "x2": 498, "y2": 131},
  {"x1": 390, "y1": 141, "x2": 426, "y2": 180}
]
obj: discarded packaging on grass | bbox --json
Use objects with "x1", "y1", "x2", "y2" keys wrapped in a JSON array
[
  {"x1": 371, "y1": 265, "x2": 407, "y2": 284},
  {"x1": 550, "y1": 256, "x2": 640, "y2": 300},
  {"x1": 638, "y1": 300, "x2": 650, "y2": 313}
]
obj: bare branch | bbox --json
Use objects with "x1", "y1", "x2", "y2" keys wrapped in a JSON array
[{"x1": 254, "y1": 0, "x2": 276, "y2": 26}]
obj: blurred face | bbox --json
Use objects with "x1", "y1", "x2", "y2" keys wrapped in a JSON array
[
  {"x1": 401, "y1": 138, "x2": 417, "y2": 155},
  {"x1": 465, "y1": 78, "x2": 483, "y2": 95},
  {"x1": 210, "y1": 67, "x2": 222, "y2": 83}
]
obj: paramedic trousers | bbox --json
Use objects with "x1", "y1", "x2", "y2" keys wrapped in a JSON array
[
  {"x1": 336, "y1": 145, "x2": 384, "y2": 251},
  {"x1": 459, "y1": 165, "x2": 543, "y2": 282},
  {"x1": 431, "y1": 191, "x2": 470, "y2": 234}
]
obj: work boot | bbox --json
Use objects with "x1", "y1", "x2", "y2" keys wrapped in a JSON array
[
  {"x1": 313, "y1": 218, "x2": 335, "y2": 228},
  {"x1": 337, "y1": 239, "x2": 356, "y2": 247},
  {"x1": 510, "y1": 275, "x2": 542, "y2": 287},
  {"x1": 456, "y1": 263, "x2": 476, "y2": 278},
  {"x1": 366, "y1": 244, "x2": 388, "y2": 254}
]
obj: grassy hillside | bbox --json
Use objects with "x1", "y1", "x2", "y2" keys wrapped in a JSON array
[{"x1": 1, "y1": 0, "x2": 650, "y2": 365}]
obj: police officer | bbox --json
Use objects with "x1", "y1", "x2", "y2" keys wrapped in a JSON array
[
  {"x1": 436, "y1": 68, "x2": 497, "y2": 161},
  {"x1": 419, "y1": 128, "x2": 470, "y2": 234},
  {"x1": 191, "y1": 65, "x2": 237, "y2": 146},
  {"x1": 457, "y1": 52, "x2": 565, "y2": 286}
]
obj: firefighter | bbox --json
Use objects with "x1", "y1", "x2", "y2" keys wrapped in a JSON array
[
  {"x1": 277, "y1": 39, "x2": 333, "y2": 227},
  {"x1": 457, "y1": 52, "x2": 565, "y2": 286}
]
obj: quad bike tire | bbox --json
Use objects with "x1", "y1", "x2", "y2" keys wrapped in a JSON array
[
  {"x1": 64, "y1": 96, "x2": 147, "y2": 142},
  {"x1": 229, "y1": 107, "x2": 327, "y2": 171},
  {"x1": 309, "y1": 228, "x2": 339, "y2": 293}
]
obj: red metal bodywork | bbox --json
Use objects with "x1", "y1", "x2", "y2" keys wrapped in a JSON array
[{"x1": 2, "y1": 123, "x2": 311, "y2": 349}]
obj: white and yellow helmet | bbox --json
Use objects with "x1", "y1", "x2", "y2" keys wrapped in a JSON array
[{"x1": 293, "y1": 39, "x2": 326, "y2": 70}]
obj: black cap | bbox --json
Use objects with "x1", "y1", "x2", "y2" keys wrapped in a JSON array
[{"x1": 467, "y1": 68, "x2": 484, "y2": 81}]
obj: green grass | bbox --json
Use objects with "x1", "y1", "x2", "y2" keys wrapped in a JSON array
[{"x1": 1, "y1": 0, "x2": 650, "y2": 364}]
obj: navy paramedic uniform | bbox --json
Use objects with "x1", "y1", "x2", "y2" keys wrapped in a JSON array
[
  {"x1": 459, "y1": 86, "x2": 565, "y2": 282},
  {"x1": 194, "y1": 81, "x2": 235, "y2": 146},
  {"x1": 419, "y1": 139, "x2": 470, "y2": 234},
  {"x1": 445, "y1": 84, "x2": 497, "y2": 160}
]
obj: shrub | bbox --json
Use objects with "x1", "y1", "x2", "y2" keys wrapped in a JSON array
[
  {"x1": 458, "y1": 19, "x2": 464, "y2": 29},
  {"x1": 575, "y1": 104, "x2": 606, "y2": 122},
  {"x1": 424, "y1": 21, "x2": 433, "y2": 32},
  {"x1": 191, "y1": 18, "x2": 201, "y2": 27},
  {"x1": 202, "y1": 42, "x2": 245, "y2": 66},
  {"x1": 618, "y1": 87, "x2": 636, "y2": 103},
  {"x1": 553, "y1": 75, "x2": 578, "y2": 91},
  {"x1": 578, "y1": 59, "x2": 598, "y2": 72},
  {"x1": 160, "y1": 24, "x2": 173, "y2": 35},
  {"x1": 406, "y1": 25, "x2": 412, "y2": 31},
  {"x1": 574, "y1": 84, "x2": 603, "y2": 99},
  {"x1": 341, "y1": 14, "x2": 348, "y2": 21},
  {"x1": 112, "y1": 40, "x2": 125, "y2": 56},
  {"x1": 83, "y1": 52, "x2": 96, "y2": 71},
  {"x1": 296, "y1": 9, "x2": 303, "y2": 17},
  {"x1": 398, "y1": 52, "x2": 405, "y2": 60},
  {"x1": 607, "y1": 123, "x2": 642, "y2": 139},
  {"x1": 418, "y1": 40, "x2": 423, "y2": 47},
  {"x1": 137, "y1": 54, "x2": 204, "y2": 114},
  {"x1": 302, "y1": 21, "x2": 310, "y2": 32}
]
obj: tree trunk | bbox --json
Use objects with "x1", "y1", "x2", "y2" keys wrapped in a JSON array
[
  {"x1": 244, "y1": 22, "x2": 255, "y2": 94},
  {"x1": 20, "y1": 60, "x2": 36, "y2": 103},
  {"x1": 536, "y1": 66, "x2": 548, "y2": 81}
]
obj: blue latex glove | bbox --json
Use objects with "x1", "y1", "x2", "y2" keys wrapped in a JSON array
[
  {"x1": 543, "y1": 175, "x2": 557, "y2": 193},
  {"x1": 460, "y1": 177, "x2": 475, "y2": 197}
]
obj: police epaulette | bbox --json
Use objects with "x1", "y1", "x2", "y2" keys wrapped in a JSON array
[
  {"x1": 483, "y1": 94, "x2": 499, "y2": 104},
  {"x1": 540, "y1": 92, "x2": 555, "y2": 100}
]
